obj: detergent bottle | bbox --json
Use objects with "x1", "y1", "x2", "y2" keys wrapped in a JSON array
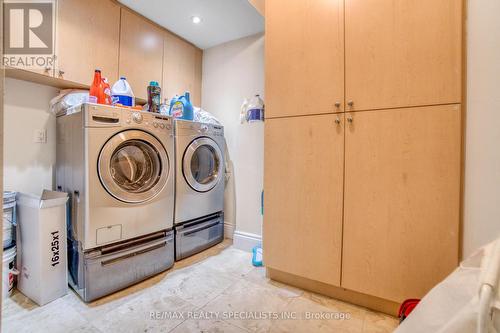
[
  {"x1": 169, "y1": 95, "x2": 179, "y2": 116},
  {"x1": 170, "y1": 92, "x2": 194, "y2": 120},
  {"x1": 89, "y1": 69, "x2": 106, "y2": 104},
  {"x1": 102, "y1": 78, "x2": 112, "y2": 105},
  {"x1": 147, "y1": 81, "x2": 161, "y2": 113},
  {"x1": 159, "y1": 98, "x2": 169, "y2": 115},
  {"x1": 111, "y1": 77, "x2": 135, "y2": 106}
]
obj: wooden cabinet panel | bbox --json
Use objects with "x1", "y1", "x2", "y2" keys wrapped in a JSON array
[
  {"x1": 345, "y1": 0, "x2": 462, "y2": 111},
  {"x1": 193, "y1": 48, "x2": 203, "y2": 106},
  {"x1": 265, "y1": 0, "x2": 344, "y2": 118},
  {"x1": 119, "y1": 9, "x2": 164, "y2": 100},
  {"x1": 56, "y1": 0, "x2": 120, "y2": 85},
  {"x1": 264, "y1": 114, "x2": 344, "y2": 286},
  {"x1": 342, "y1": 105, "x2": 461, "y2": 302},
  {"x1": 162, "y1": 32, "x2": 202, "y2": 106}
]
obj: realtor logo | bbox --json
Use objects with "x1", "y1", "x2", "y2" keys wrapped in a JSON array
[{"x1": 4, "y1": 1, "x2": 54, "y2": 54}]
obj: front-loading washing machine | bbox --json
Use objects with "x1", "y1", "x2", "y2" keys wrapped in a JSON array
[
  {"x1": 56, "y1": 103, "x2": 175, "y2": 301},
  {"x1": 174, "y1": 120, "x2": 225, "y2": 260}
]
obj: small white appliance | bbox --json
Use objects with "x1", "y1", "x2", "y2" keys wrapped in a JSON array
[{"x1": 174, "y1": 120, "x2": 225, "y2": 260}]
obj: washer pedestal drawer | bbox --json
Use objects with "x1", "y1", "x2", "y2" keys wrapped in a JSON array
[
  {"x1": 69, "y1": 230, "x2": 174, "y2": 302},
  {"x1": 175, "y1": 212, "x2": 224, "y2": 261}
]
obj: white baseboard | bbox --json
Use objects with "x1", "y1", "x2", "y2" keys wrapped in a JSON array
[
  {"x1": 233, "y1": 230, "x2": 262, "y2": 252},
  {"x1": 224, "y1": 222, "x2": 235, "y2": 239}
]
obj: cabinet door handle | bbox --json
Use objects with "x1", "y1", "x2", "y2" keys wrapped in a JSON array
[
  {"x1": 335, "y1": 116, "x2": 341, "y2": 124},
  {"x1": 347, "y1": 100, "x2": 354, "y2": 107},
  {"x1": 347, "y1": 115, "x2": 353, "y2": 123},
  {"x1": 334, "y1": 102, "x2": 341, "y2": 109}
]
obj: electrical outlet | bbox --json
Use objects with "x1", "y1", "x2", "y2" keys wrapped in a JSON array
[{"x1": 33, "y1": 129, "x2": 47, "y2": 143}]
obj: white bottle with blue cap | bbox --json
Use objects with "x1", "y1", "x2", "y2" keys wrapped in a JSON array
[{"x1": 111, "y1": 77, "x2": 135, "y2": 107}]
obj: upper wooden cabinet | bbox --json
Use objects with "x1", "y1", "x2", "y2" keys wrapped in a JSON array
[
  {"x1": 264, "y1": 114, "x2": 345, "y2": 286},
  {"x1": 345, "y1": 0, "x2": 462, "y2": 111},
  {"x1": 342, "y1": 105, "x2": 461, "y2": 302},
  {"x1": 56, "y1": 0, "x2": 120, "y2": 85},
  {"x1": 265, "y1": 0, "x2": 344, "y2": 118},
  {"x1": 119, "y1": 8, "x2": 164, "y2": 100},
  {"x1": 162, "y1": 32, "x2": 202, "y2": 106}
]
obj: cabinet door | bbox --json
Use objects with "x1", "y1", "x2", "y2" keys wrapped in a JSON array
[
  {"x1": 162, "y1": 32, "x2": 202, "y2": 106},
  {"x1": 56, "y1": 0, "x2": 120, "y2": 85},
  {"x1": 265, "y1": 0, "x2": 344, "y2": 118},
  {"x1": 342, "y1": 105, "x2": 461, "y2": 302},
  {"x1": 119, "y1": 9, "x2": 164, "y2": 100},
  {"x1": 264, "y1": 114, "x2": 344, "y2": 286},
  {"x1": 345, "y1": 0, "x2": 462, "y2": 111}
]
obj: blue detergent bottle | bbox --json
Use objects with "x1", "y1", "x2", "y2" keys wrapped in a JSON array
[{"x1": 170, "y1": 92, "x2": 194, "y2": 120}]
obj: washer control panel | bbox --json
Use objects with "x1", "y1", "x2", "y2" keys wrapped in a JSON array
[
  {"x1": 124, "y1": 110, "x2": 172, "y2": 132},
  {"x1": 132, "y1": 112, "x2": 143, "y2": 124}
]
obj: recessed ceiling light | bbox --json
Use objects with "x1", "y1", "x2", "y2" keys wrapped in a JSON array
[{"x1": 191, "y1": 16, "x2": 202, "y2": 24}]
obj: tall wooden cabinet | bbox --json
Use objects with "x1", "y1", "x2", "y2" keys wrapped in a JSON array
[
  {"x1": 162, "y1": 32, "x2": 203, "y2": 106},
  {"x1": 342, "y1": 105, "x2": 461, "y2": 302},
  {"x1": 118, "y1": 8, "x2": 164, "y2": 100},
  {"x1": 265, "y1": 0, "x2": 344, "y2": 117},
  {"x1": 56, "y1": 0, "x2": 121, "y2": 85},
  {"x1": 344, "y1": 0, "x2": 462, "y2": 111},
  {"x1": 264, "y1": 0, "x2": 463, "y2": 311},
  {"x1": 264, "y1": 114, "x2": 344, "y2": 286}
]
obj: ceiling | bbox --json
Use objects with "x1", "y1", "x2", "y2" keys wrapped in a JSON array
[{"x1": 118, "y1": 0, "x2": 264, "y2": 49}]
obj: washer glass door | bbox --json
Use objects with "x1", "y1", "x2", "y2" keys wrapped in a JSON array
[
  {"x1": 99, "y1": 130, "x2": 169, "y2": 203},
  {"x1": 183, "y1": 137, "x2": 223, "y2": 192}
]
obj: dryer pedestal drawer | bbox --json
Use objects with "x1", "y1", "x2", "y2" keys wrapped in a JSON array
[
  {"x1": 175, "y1": 213, "x2": 224, "y2": 260},
  {"x1": 70, "y1": 230, "x2": 174, "y2": 302}
]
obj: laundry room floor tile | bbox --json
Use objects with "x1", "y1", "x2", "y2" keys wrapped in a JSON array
[
  {"x1": 362, "y1": 310, "x2": 399, "y2": 333},
  {"x1": 2, "y1": 294, "x2": 89, "y2": 333},
  {"x1": 198, "y1": 247, "x2": 254, "y2": 277},
  {"x1": 201, "y1": 278, "x2": 301, "y2": 332},
  {"x1": 91, "y1": 289, "x2": 194, "y2": 333},
  {"x1": 169, "y1": 318, "x2": 249, "y2": 333},
  {"x1": 2, "y1": 242, "x2": 399, "y2": 333},
  {"x1": 1, "y1": 289, "x2": 38, "y2": 320},
  {"x1": 268, "y1": 294, "x2": 365, "y2": 333},
  {"x1": 154, "y1": 263, "x2": 240, "y2": 308}
]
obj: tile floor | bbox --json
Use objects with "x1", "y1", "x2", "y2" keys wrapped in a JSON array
[{"x1": 2, "y1": 240, "x2": 398, "y2": 333}]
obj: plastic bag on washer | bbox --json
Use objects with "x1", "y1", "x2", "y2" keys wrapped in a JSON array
[
  {"x1": 193, "y1": 106, "x2": 221, "y2": 125},
  {"x1": 49, "y1": 89, "x2": 90, "y2": 116}
]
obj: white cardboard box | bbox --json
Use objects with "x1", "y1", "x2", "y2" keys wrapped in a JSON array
[{"x1": 16, "y1": 190, "x2": 69, "y2": 306}]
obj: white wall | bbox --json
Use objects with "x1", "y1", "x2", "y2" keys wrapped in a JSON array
[
  {"x1": 4, "y1": 78, "x2": 59, "y2": 195},
  {"x1": 463, "y1": 0, "x2": 500, "y2": 256},
  {"x1": 202, "y1": 33, "x2": 264, "y2": 241}
]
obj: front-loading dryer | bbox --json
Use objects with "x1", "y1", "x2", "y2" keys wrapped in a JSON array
[
  {"x1": 56, "y1": 103, "x2": 175, "y2": 301},
  {"x1": 174, "y1": 120, "x2": 225, "y2": 260}
]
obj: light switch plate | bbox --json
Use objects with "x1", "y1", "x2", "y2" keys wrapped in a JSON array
[{"x1": 33, "y1": 129, "x2": 47, "y2": 143}]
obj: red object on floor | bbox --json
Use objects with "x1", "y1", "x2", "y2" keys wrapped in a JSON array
[{"x1": 398, "y1": 299, "x2": 421, "y2": 323}]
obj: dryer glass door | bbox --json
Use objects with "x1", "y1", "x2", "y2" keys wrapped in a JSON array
[
  {"x1": 99, "y1": 130, "x2": 169, "y2": 203},
  {"x1": 183, "y1": 137, "x2": 223, "y2": 192}
]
